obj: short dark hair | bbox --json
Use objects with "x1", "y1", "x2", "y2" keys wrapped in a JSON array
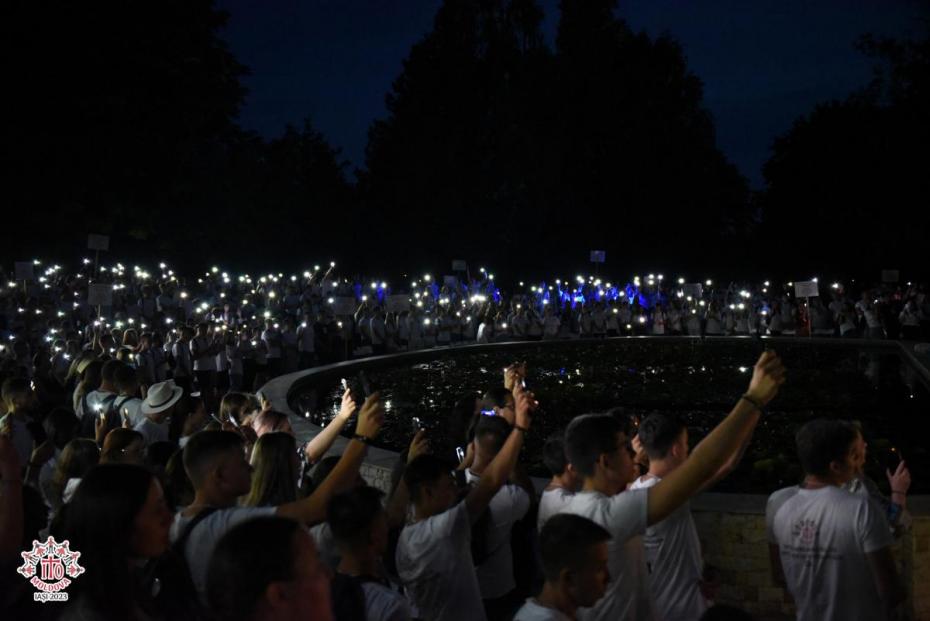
[
  {"x1": 207, "y1": 517, "x2": 302, "y2": 621},
  {"x1": 182, "y1": 431, "x2": 244, "y2": 487},
  {"x1": 605, "y1": 407, "x2": 639, "y2": 437},
  {"x1": 542, "y1": 435, "x2": 569, "y2": 477},
  {"x1": 474, "y1": 415, "x2": 511, "y2": 455},
  {"x1": 565, "y1": 414, "x2": 622, "y2": 477},
  {"x1": 638, "y1": 413, "x2": 687, "y2": 460},
  {"x1": 404, "y1": 454, "x2": 454, "y2": 503},
  {"x1": 795, "y1": 419, "x2": 858, "y2": 477},
  {"x1": 327, "y1": 486, "x2": 385, "y2": 548},
  {"x1": 113, "y1": 363, "x2": 140, "y2": 394},
  {"x1": 101, "y1": 359, "x2": 124, "y2": 385},
  {"x1": 482, "y1": 386, "x2": 512, "y2": 410},
  {"x1": 539, "y1": 514, "x2": 611, "y2": 581}
]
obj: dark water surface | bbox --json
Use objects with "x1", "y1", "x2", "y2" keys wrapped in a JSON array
[{"x1": 292, "y1": 339, "x2": 929, "y2": 494}]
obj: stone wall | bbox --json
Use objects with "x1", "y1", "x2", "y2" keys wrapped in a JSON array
[{"x1": 692, "y1": 497, "x2": 930, "y2": 620}]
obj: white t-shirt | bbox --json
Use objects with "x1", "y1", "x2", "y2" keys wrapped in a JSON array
[
  {"x1": 629, "y1": 476, "x2": 706, "y2": 621},
  {"x1": 766, "y1": 486, "x2": 893, "y2": 621},
  {"x1": 563, "y1": 489, "x2": 654, "y2": 621},
  {"x1": 361, "y1": 581, "x2": 411, "y2": 621},
  {"x1": 117, "y1": 396, "x2": 145, "y2": 427},
  {"x1": 191, "y1": 336, "x2": 217, "y2": 372},
  {"x1": 464, "y1": 470, "x2": 531, "y2": 599},
  {"x1": 82, "y1": 389, "x2": 117, "y2": 420},
  {"x1": 171, "y1": 506, "x2": 277, "y2": 602},
  {"x1": 134, "y1": 417, "x2": 170, "y2": 446},
  {"x1": 514, "y1": 599, "x2": 573, "y2": 621},
  {"x1": 298, "y1": 324, "x2": 315, "y2": 353},
  {"x1": 396, "y1": 502, "x2": 486, "y2": 621},
  {"x1": 538, "y1": 486, "x2": 575, "y2": 532},
  {"x1": 311, "y1": 522, "x2": 340, "y2": 571}
]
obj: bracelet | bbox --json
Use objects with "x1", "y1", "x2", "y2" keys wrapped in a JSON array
[
  {"x1": 352, "y1": 434, "x2": 374, "y2": 445},
  {"x1": 892, "y1": 490, "x2": 907, "y2": 495},
  {"x1": 740, "y1": 394, "x2": 764, "y2": 412},
  {"x1": 514, "y1": 425, "x2": 530, "y2": 434}
]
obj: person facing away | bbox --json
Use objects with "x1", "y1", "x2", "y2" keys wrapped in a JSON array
[
  {"x1": 173, "y1": 392, "x2": 384, "y2": 602},
  {"x1": 559, "y1": 351, "x2": 785, "y2": 621},
  {"x1": 328, "y1": 485, "x2": 411, "y2": 621},
  {"x1": 766, "y1": 419, "x2": 905, "y2": 621},
  {"x1": 514, "y1": 514, "x2": 612, "y2": 621},
  {"x1": 537, "y1": 434, "x2": 580, "y2": 532},
  {"x1": 395, "y1": 382, "x2": 538, "y2": 621},
  {"x1": 629, "y1": 410, "x2": 751, "y2": 621}
]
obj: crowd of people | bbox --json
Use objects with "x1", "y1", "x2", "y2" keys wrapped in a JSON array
[
  {"x1": 1, "y1": 259, "x2": 927, "y2": 413},
  {"x1": 0, "y1": 336, "x2": 917, "y2": 619}
]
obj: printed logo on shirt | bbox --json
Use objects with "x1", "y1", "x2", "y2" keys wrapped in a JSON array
[
  {"x1": 17, "y1": 536, "x2": 85, "y2": 602},
  {"x1": 792, "y1": 518, "x2": 819, "y2": 546}
]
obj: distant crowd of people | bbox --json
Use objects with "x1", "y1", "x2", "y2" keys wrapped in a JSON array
[
  {"x1": 2, "y1": 260, "x2": 928, "y2": 414},
  {"x1": 0, "y1": 344, "x2": 916, "y2": 620}
]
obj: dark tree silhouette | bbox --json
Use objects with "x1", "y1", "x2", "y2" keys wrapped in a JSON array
[
  {"x1": 759, "y1": 27, "x2": 929, "y2": 275},
  {"x1": 362, "y1": 0, "x2": 750, "y2": 275}
]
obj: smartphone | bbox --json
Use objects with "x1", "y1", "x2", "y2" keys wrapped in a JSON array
[{"x1": 480, "y1": 409, "x2": 497, "y2": 417}]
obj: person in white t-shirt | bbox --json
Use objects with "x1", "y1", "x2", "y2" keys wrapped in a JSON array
[
  {"x1": 395, "y1": 383, "x2": 538, "y2": 621},
  {"x1": 538, "y1": 435, "x2": 579, "y2": 531},
  {"x1": 113, "y1": 363, "x2": 145, "y2": 427},
  {"x1": 134, "y1": 380, "x2": 182, "y2": 446},
  {"x1": 514, "y1": 514, "x2": 611, "y2": 621},
  {"x1": 630, "y1": 410, "x2": 753, "y2": 621},
  {"x1": 298, "y1": 313, "x2": 317, "y2": 369},
  {"x1": 561, "y1": 351, "x2": 785, "y2": 621},
  {"x1": 543, "y1": 309, "x2": 561, "y2": 340},
  {"x1": 766, "y1": 419, "x2": 904, "y2": 621},
  {"x1": 328, "y1": 485, "x2": 411, "y2": 621},
  {"x1": 464, "y1": 416, "x2": 532, "y2": 618},
  {"x1": 173, "y1": 393, "x2": 384, "y2": 602}
]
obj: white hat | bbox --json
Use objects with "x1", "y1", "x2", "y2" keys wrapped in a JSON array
[{"x1": 141, "y1": 380, "x2": 184, "y2": 415}]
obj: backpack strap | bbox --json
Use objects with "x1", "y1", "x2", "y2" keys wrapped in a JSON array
[{"x1": 173, "y1": 507, "x2": 221, "y2": 557}]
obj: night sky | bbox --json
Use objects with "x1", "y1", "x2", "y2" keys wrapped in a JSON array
[{"x1": 216, "y1": 0, "x2": 926, "y2": 188}]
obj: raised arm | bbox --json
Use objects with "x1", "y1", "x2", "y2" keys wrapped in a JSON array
[
  {"x1": 465, "y1": 383, "x2": 536, "y2": 522},
  {"x1": 385, "y1": 430, "x2": 429, "y2": 529},
  {"x1": 647, "y1": 351, "x2": 785, "y2": 525},
  {"x1": 303, "y1": 389, "x2": 356, "y2": 464},
  {"x1": 276, "y1": 393, "x2": 384, "y2": 525}
]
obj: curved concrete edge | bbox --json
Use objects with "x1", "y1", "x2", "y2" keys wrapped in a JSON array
[{"x1": 259, "y1": 337, "x2": 930, "y2": 509}]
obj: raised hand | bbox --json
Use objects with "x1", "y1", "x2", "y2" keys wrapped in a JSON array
[
  {"x1": 886, "y1": 458, "x2": 911, "y2": 497},
  {"x1": 512, "y1": 382, "x2": 538, "y2": 431},
  {"x1": 746, "y1": 350, "x2": 786, "y2": 406},
  {"x1": 355, "y1": 392, "x2": 385, "y2": 440},
  {"x1": 337, "y1": 388, "x2": 357, "y2": 420},
  {"x1": 407, "y1": 429, "x2": 429, "y2": 464}
]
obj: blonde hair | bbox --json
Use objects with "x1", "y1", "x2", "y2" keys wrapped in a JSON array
[
  {"x1": 242, "y1": 432, "x2": 299, "y2": 507},
  {"x1": 49, "y1": 439, "x2": 100, "y2": 511}
]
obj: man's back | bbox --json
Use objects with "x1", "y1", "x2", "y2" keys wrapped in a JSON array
[
  {"x1": 396, "y1": 502, "x2": 486, "y2": 621},
  {"x1": 562, "y1": 489, "x2": 655, "y2": 621},
  {"x1": 629, "y1": 476, "x2": 706, "y2": 621},
  {"x1": 767, "y1": 485, "x2": 892, "y2": 621}
]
